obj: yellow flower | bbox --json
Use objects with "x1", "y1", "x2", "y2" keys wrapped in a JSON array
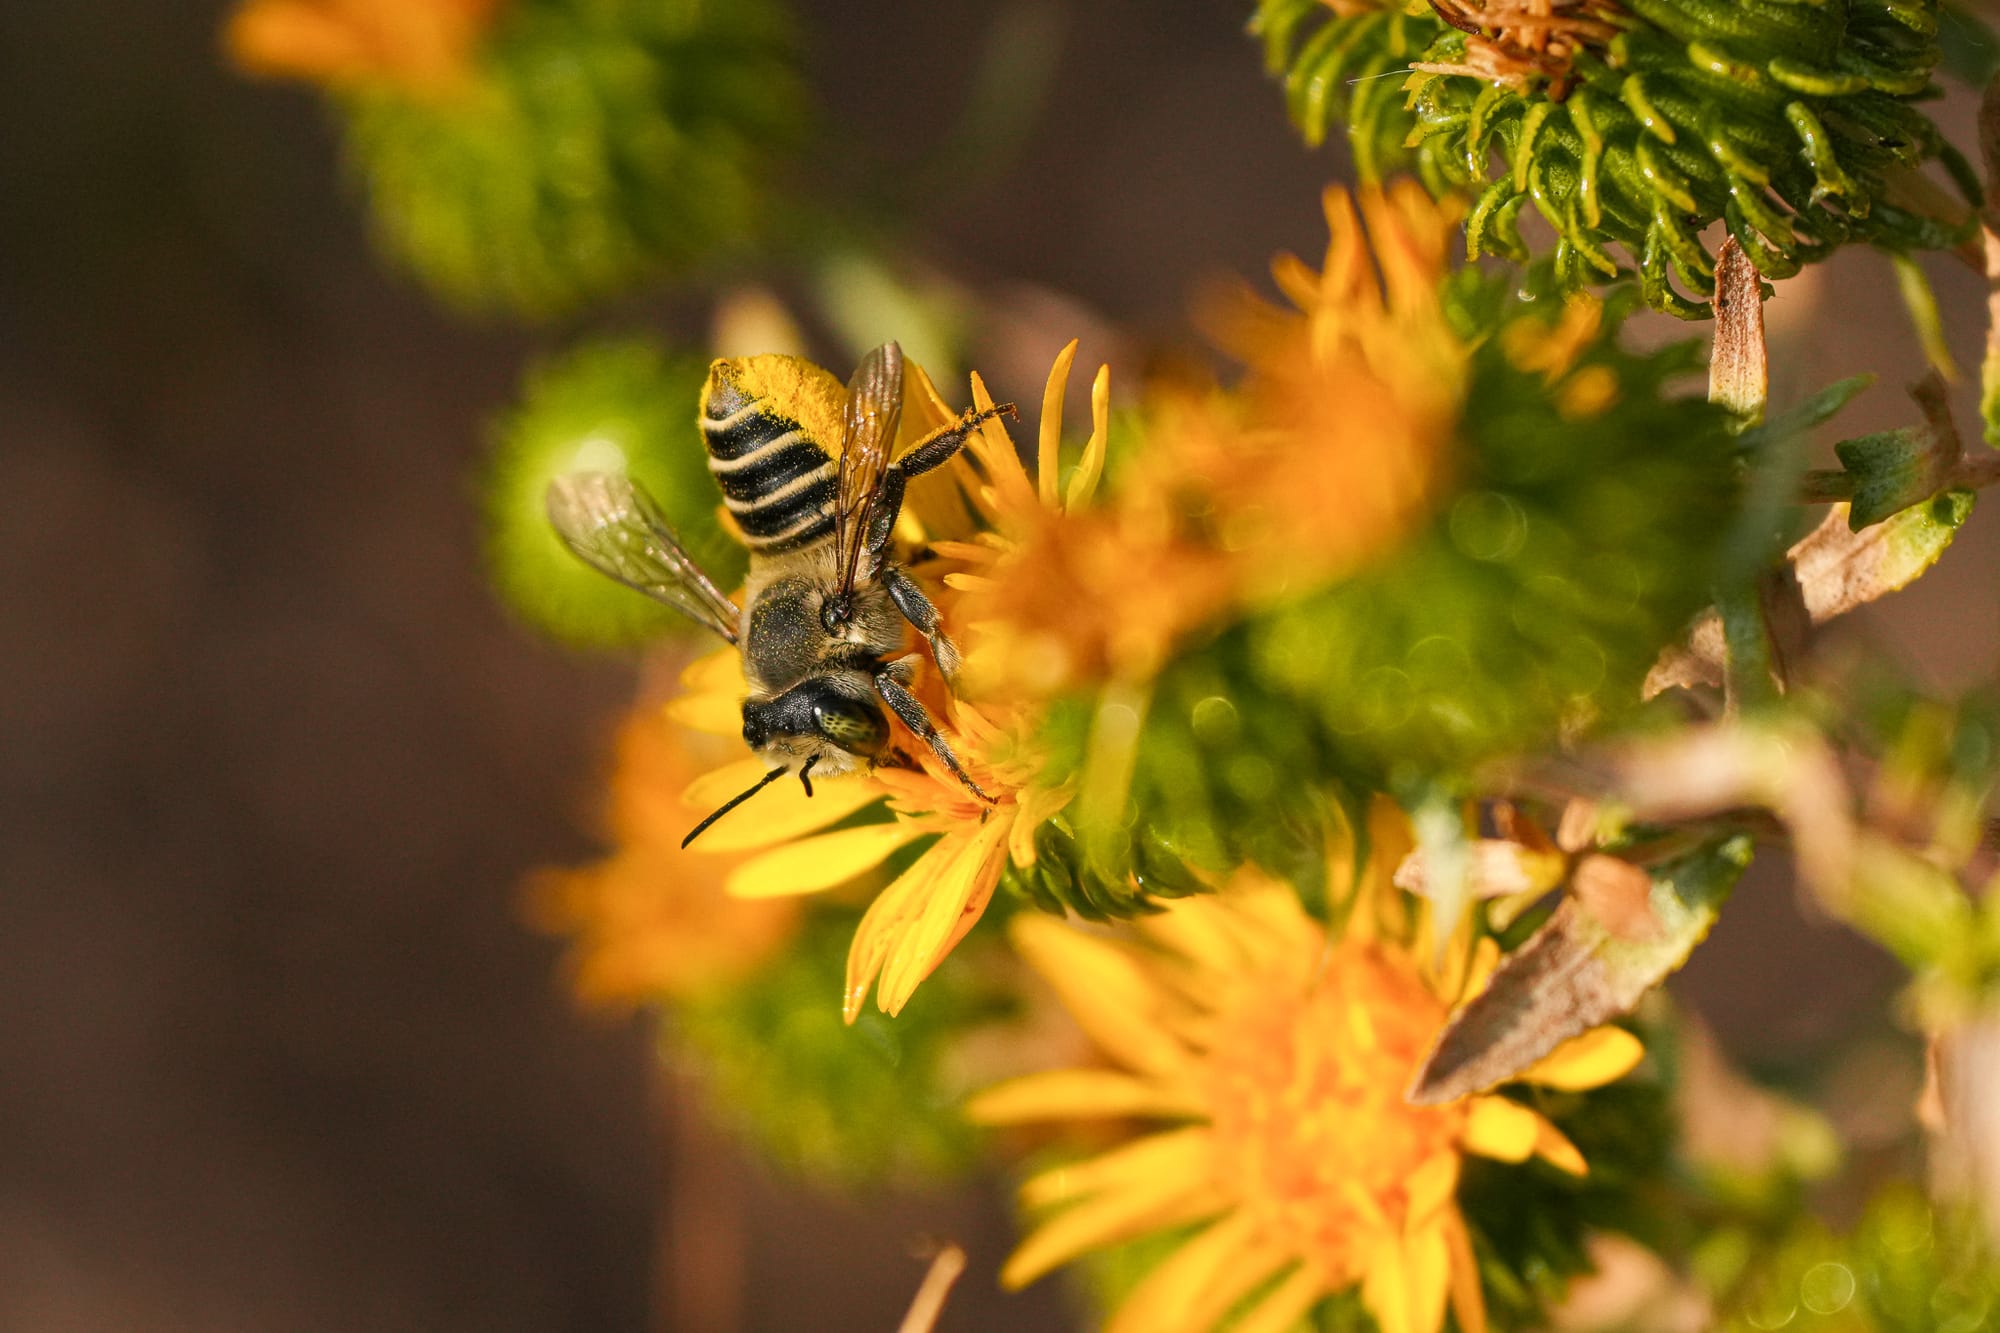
[
  {"x1": 224, "y1": 0, "x2": 503, "y2": 93},
  {"x1": 960, "y1": 183, "x2": 1463, "y2": 696},
  {"x1": 525, "y1": 706, "x2": 800, "y2": 1005},
  {"x1": 969, "y1": 816, "x2": 1645, "y2": 1333},
  {"x1": 664, "y1": 345, "x2": 1112, "y2": 1021}
]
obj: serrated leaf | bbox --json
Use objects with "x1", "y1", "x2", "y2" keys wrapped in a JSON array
[
  {"x1": 1752, "y1": 375, "x2": 1875, "y2": 443},
  {"x1": 1409, "y1": 835, "x2": 1752, "y2": 1105},
  {"x1": 1791, "y1": 489, "x2": 1975, "y2": 620},
  {"x1": 1834, "y1": 426, "x2": 1958, "y2": 529}
]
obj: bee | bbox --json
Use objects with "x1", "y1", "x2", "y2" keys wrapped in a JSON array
[{"x1": 547, "y1": 342, "x2": 1014, "y2": 845}]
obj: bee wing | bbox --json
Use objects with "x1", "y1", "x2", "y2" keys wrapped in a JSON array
[
  {"x1": 545, "y1": 472, "x2": 741, "y2": 645},
  {"x1": 833, "y1": 341, "x2": 904, "y2": 601}
]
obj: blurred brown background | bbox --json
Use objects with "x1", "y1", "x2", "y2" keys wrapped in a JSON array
[{"x1": 2, "y1": 0, "x2": 1996, "y2": 1329}]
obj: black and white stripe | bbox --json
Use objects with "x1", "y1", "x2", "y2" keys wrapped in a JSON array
[{"x1": 701, "y1": 395, "x2": 838, "y2": 555}]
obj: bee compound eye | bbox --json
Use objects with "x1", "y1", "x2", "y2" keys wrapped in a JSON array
[{"x1": 813, "y1": 700, "x2": 886, "y2": 754}]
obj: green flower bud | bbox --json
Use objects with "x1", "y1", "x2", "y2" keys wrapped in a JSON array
[
  {"x1": 342, "y1": 0, "x2": 805, "y2": 317},
  {"x1": 1255, "y1": 0, "x2": 1979, "y2": 317},
  {"x1": 672, "y1": 908, "x2": 1005, "y2": 1188},
  {"x1": 482, "y1": 338, "x2": 744, "y2": 649}
]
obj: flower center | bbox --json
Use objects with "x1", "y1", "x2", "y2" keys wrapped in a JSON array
[{"x1": 1200, "y1": 943, "x2": 1465, "y2": 1281}]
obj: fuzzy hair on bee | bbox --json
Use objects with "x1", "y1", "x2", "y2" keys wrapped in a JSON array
[{"x1": 547, "y1": 341, "x2": 1014, "y2": 845}]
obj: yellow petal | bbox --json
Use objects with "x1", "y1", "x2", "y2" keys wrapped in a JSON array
[
  {"x1": 1407, "y1": 1227, "x2": 1452, "y2": 1333},
  {"x1": 1038, "y1": 339, "x2": 1078, "y2": 509},
  {"x1": 1442, "y1": 1208, "x2": 1489, "y2": 1333},
  {"x1": 1020, "y1": 1127, "x2": 1212, "y2": 1209},
  {"x1": 1009, "y1": 914, "x2": 1187, "y2": 1077},
  {"x1": 1229, "y1": 1264, "x2": 1326, "y2": 1333},
  {"x1": 1106, "y1": 1212, "x2": 1285, "y2": 1333},
  {"x1": 1458, "y1": 936, "x2": 1503, "y2": 1000},
  {"x1": 662, "y1": 689, "x2": 741, "y2": 736},
  {"x1": 1460, "y1": 1096, "x2": 1540, "y2": 1163},
  {"x1": 1064, "y1": 362, "x2": 1110, "y2": 511},
  {"x1": 1521, "y1": 1026, "x2": 1644, "y2": 1091},
  {"x1": 682, "y1": 646, "x2": 743, "y2": 688},
  {"x1": 1436, "y1": 930, "x2": 1502, "y2": 1004},
  {"x1": 877, "y1": 817, "x2": 1010, "y2": 1014},
  {"x1": 724, "y1": 823, "x2": 921, "y2": 898},
  {"x1": 1001, "y1": 1168, "x2": 1227, "y2": 1290},
  {"x1": 1532, "y1": 1117, "x2": 1589, "y2": 1176},
  {"x1": 966, "y1": 1070, "x2": 1202, "y2": 1125},
  {"x1": 1404, "y1": 1150, "x2": 1460, "y2": 1228},
  {"x1": 844, "y1": 851, "x2": 934, "y2": 1023},
  {"x1": 968, "y1": 371, "x2": 1038, "y2": 509},
  {"x1": 681, "y1": 761, "x2": 884, "y2": 852},
  {"x1": 927, "y1": 539, "x2": 998, "y2": 564},
  {"x1": 1133, "y1": 894, "x2": 1250, "y2": 978},
  {"x1": 1361, "y1": 1225, "x2": 1451, "y2": 1333},
  {"x1": 1007, "y1": 785, "x2": 1072, "y2": 869}
]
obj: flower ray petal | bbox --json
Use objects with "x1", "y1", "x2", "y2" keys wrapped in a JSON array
[
  {"x1": 1009, "y1": 914, "x2": 1189, "y2": 1077},
  {"x1": 965, "y1": 1069, "x2": 1203, "y2": 1124},
  {"x1": 1002, "y1": 1172, "x2": 1228, "y2": 1291},
  {"x1": 681, "y1": 761, "x2": 885, "y2": 851},
  {"x1": 1521, "y1": 1026, "x2": 1644, "y2": 1090},
  {"x1": 878, "y1": 817, "x2": 1009, "y2": 1014},
  {"x1": 1105, "y1": 1213, "x2": 1288, "y2": 1333},
  {"x1": 724, "y1": 823, "x2": 921, "y2": 898},
  {"x1": 1230, "y1": 1264, "x2": 1328, "y2": 1333},
  {"x1": 1020, "y1": 1126, "x2": 1213, "y2": 1208},
  {"x1": 1460, "y1": 1096, "x2": 1541, "y2": 1163}
]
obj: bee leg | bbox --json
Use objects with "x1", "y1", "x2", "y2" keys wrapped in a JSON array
[
  {"x1": 875, "y1": 668, "x2": 997, "y2": 804},
  {"x1": 862, "y1": 403, "x2": 1019, "y2": 560},
  {"x1": 881, "y1": 564, "x2": 963, "y2": 685}
]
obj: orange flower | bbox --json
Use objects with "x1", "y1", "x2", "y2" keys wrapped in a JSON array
[
  {"x1": 959, "y1": 182, "x2": 1463, "y2": 697},
  {"x1": 971, "y1": 828, "x2": 1646, "y2": 1333},
  {"x1": 526, "y1": 707, "x2": 799, "y2": 1006},
  {"x1": 224, "y1": 0, "x2": 504, "y2": 93}
]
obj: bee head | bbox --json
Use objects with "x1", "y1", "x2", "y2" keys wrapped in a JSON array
[{"x1": 742, "y1": 679, "x2": 888, "y2": 765}]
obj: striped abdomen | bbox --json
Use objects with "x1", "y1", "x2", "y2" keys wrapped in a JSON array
[{"x1": 700, "y1": 394, "x2": 838, "y2": 557}]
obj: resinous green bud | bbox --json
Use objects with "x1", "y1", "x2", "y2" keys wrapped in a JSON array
[
  {"x1": 674, "y1": 909, "x2": 993, "y2": 1187},
  {"x1": 342, "y1": 0, "x2": 806, "y2": 318},
  {"x1": 483, "y1": 338, "x2": 745, "y2": 649},
  {"x1": 1254, "y1": 0, "x2": 1980, "y2": 317}
]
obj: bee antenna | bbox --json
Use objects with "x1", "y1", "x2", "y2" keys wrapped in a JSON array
[
  {"x1": 798, "y1": 755, "x2": 817, "y2": 798},
  {"x1": 682, "y1": 766, "x2": 790, "y2": 849}
]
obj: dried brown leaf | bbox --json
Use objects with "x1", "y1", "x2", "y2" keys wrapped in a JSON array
[{"x1": 1709, "y1": 238, "x2": 1768, "y2": 423}]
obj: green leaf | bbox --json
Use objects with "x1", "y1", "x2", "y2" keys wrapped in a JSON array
[
  {"x1": 1832, "y1": 426, "x2": 1956, "y2": 529},
  {"x1": 1872, "y1": 487, "x2": 1977, "y2": 588}
]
